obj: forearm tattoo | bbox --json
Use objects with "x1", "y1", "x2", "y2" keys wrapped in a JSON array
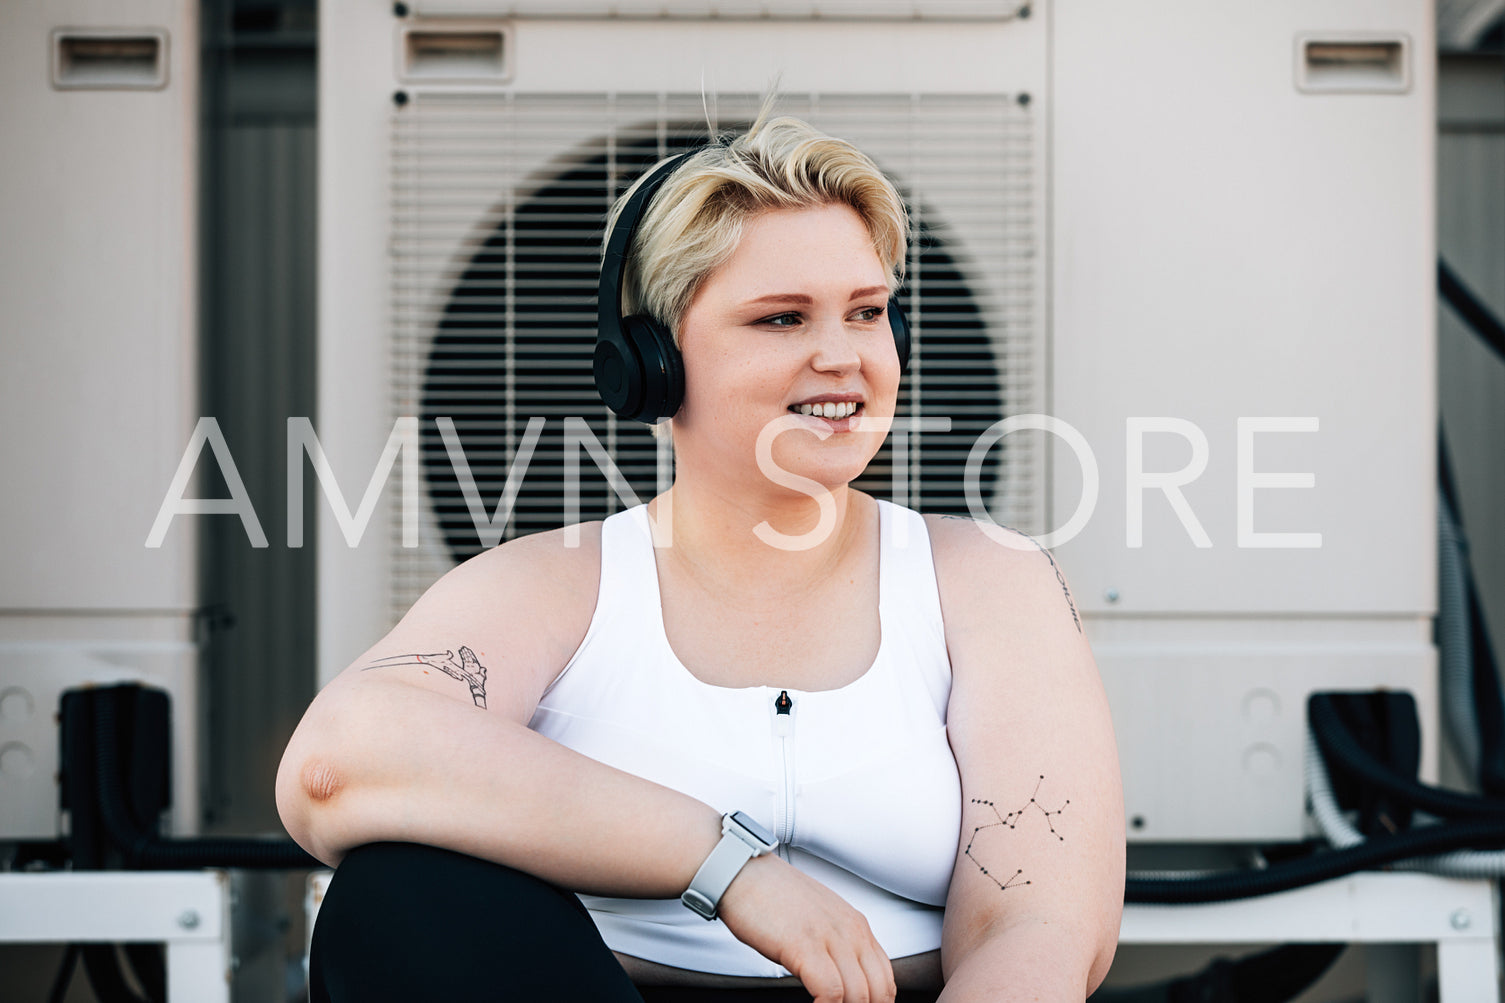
[
  {"x1": 964, "y1": 775, "x2": 1069, "y2": 892},
  {"x1": 942, "y1": 515, "x2": 1082, "y2": 633},
  {"x1": 362, "y1": 646, "x2": 489, "y2": 708}
]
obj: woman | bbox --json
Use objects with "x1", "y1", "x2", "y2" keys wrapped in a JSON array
[{"x1": 277, "y1": 111, "x2": 1125, "y2": 1002}]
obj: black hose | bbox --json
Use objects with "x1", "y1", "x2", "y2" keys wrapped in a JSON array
[
  {"x1": 1309, "y1": 693, "x2": 1505, "y2": 820},
  {"x1": 1126, "y1": 815, "x2": 1505, "y2": 903},
  {"x1": 1439, "y1": 258, "x2": 1505, "y2": 365},
  {"x1": 1127, "y1": 694, "x2": 1505, "y2": 904},
  {"x1": 93, "y1": 685, "x2": 320, "y2": 870}
]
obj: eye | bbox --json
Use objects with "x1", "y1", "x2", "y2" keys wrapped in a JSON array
[
  {"x1": 853, "y1": 304, "x2": 887, "y2": 323},
  {"x1": 757, "y1": 312, "x2": 802, "y2": 328}
]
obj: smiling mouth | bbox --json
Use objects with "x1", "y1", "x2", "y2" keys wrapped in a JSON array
[{"x1": 790, "y1": 401, "x2": 863, "y2": 419}]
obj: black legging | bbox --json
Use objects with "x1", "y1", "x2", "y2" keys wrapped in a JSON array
[{"x1": 310, "y1": 842, "x2": 941, "y2": 1003}]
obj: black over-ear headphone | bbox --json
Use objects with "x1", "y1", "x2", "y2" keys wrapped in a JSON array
[{"x1": 595, "y1": 149, "x2": 911, "y2": 423}]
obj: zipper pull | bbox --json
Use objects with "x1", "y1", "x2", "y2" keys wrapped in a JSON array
[{"x1": 774, "y1": 689, "x2": 793, "y2": 736}]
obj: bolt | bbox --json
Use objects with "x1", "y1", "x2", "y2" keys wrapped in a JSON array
[
  {"x1": 1016, "y1": 92, "x2": 1032, "y2": 107},
  {"x1": 1130, "y1": 815, "x2": 1145, "y2": 830},
  {"x1": 393, "y1": 2, "x2": 410, "y2": 16},
  {"x1": 1105, "y1": 589, "x2": 1120, "y2": 603},
  {"x1": 393, "y1": 90, "x2": 409, "y2": 108},
  {"x1": 178, "y1": 909, "x2": 200, "y2": 930},
  {"x1": 1018, "y1": 4, "x2": 1032, "y2": 17},
  {"x1": 1451, "y1": 909, "x2": 1471, "y2": 930}
]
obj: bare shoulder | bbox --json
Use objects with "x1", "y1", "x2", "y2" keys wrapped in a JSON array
[
  {"x1": 923, "y1": 513, "x2": 1082, "y2": 638},
  {"x1": 439, "y1": 522, "x2": 603, "y2": 599},
  {"x1": 326, "y1": 522, "x2": 606, "y2": 721},
  {"x1": 394, "y1": 522, "x2": 603, "y2": 637}
]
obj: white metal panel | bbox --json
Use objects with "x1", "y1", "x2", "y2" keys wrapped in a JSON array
[
  {"x1": 1051, "y1": 0, "x2": 1436, "y2": 617},
  {"x1": 318, "y1": 11, "x2": 1048, "y2": 678},
  {"x1": 0, "y1": 870, "x2": 227, "y2": 942},
  {"x1": 1119, "y1": 872, "x2": 1496, "y2": 945},
  {"x1": 1093, "y1": 616, "x2": 1436, "y2": 841},
  {"x1": 0, "y1": 0, "x2": 200, "y2": 610},
  {"x1": 408, "y1": 1, "x2": 1027, "y2": 18}
]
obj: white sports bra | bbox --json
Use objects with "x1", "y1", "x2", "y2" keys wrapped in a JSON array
[{"x1": 527, "y1": 501, "x2": 962, "y2": 977}]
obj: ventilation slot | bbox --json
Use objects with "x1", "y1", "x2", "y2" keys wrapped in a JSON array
[
  {"x1": 1296, "y1": 35, "x2": 1410, "y2": 94},
  {"x1": 52, "y1": 31, "x2": 167, "y2": 90},
  {"x1": 400, "y1": 26, "x2": 511, "y2": 83}
]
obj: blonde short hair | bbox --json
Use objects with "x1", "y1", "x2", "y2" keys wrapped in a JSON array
[{"x1": 605, "y1": 111, "x2": 910, "y2": 346}]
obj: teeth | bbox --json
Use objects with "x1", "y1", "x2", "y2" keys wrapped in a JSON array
[{"x1": 795, "y1": 402, "x2": 859, "y2": 418}]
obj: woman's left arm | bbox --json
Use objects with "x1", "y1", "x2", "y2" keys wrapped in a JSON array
[{"x1": 927, "y1": 516, "x2": 1126, "y2": 1001}]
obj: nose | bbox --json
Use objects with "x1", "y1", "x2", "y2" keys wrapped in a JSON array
[{"x1": 809, "y1": 316, "x2": 862, "y2": 375}]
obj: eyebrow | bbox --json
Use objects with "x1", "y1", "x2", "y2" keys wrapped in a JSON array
[{"x1": 741, "y1": 286, "x2": 890, "y2": 308}]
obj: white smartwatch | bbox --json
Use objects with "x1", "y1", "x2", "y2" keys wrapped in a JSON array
[{"x1": 681, "y1": 811, "x2": 780, "y2": 920}]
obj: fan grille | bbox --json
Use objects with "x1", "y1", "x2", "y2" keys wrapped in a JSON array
[{"x1": 391, "y1": 92, "x2": 1042, "y2": 617}]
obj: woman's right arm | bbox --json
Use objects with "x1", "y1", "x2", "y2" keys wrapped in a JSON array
[
  {"x1": 273, "y1": 525, "x2": 896, "y2": 1003},
  {"x1": 274, "y1": 524, "x2": 718, "y2": 895}
]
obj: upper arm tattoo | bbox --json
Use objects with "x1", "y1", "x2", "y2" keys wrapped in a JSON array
[
  {"x1": 964, "y1": 775, "x2": 1069, "y2": 892},
  {"x1": 939, "y1": 515, "x2": 1082, "y2": 633},
  {"x1": 362, "y1": 646, "x2": 489, "y2": 709}
]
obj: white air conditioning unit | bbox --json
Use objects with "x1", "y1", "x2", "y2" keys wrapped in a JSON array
[
  {"x1": 318, "y1": 0, "x2": 1437, "y2": 842},
  {"x1": 0, "y1": 0, "x2": 204, "y2": 841}
]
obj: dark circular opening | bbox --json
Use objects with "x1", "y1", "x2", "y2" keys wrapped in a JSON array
[{"x1": 421, "y1": 127, "x2": 1006, "y2": 565}]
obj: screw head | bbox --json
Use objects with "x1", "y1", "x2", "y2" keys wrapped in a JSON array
[
  {"x1": 1105, "y1": 588, "x2": 1120, "y2": 603},
  {"x1": 177, "y1": 909, "x2": 200, "y2": 929},
  {"x1": 1451, "y1": 908, "x2": 1472, "y2": 930}
]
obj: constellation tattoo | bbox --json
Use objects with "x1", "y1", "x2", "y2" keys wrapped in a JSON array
[
  {"x1": 362, "y1": 646, "x2": 489, "y2": 708},
  {"x1": 940, "y1": 515, "x2": 1082, "y2": 633},
  {"x1": 964, "y1": 775, "x2": 1069, "y2": 892}
]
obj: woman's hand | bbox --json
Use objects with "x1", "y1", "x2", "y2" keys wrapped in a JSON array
[{"x1": 717, "y1": 854, "x2": 897, "y2": 1003}]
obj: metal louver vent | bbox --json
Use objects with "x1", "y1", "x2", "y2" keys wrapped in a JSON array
[
  {"x1": 390, "y1": 92, "x2": 1041, "y2": 617},
  {"x1": 410, "y1": 2, "x2": 1030, "y2": 20}
]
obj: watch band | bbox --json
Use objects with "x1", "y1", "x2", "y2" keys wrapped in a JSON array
[{"x1": 681, "y1": 812, "x2": 777, "y2": 920}]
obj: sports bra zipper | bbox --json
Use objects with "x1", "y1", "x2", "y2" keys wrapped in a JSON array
[{"x1": 774, "y1": 690, "x2": 795, "y2": 860}]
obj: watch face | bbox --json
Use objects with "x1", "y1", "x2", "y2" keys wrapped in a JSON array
[{"x1": 730, "y1": 811, "x2": 776, "y2": 848}]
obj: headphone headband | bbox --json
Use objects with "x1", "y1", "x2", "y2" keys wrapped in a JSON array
[
  {"x1": 594, "y1": 150, "x2": 699, "y2": 422},
  {"x1": 597, "y1": 149, "x2": 699, "y2": 347}
]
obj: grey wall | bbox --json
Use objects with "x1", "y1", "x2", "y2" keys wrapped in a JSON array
[
  {"x1": 1437, "y1": 51, "x2": 1505, "y2": 718},
  {"x1": 199, "y1": 0, "x2": 317, "y2": 837}
]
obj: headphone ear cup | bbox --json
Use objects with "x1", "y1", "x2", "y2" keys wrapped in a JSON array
[
  {"x1": 887, "y1": 297, "x2": 911, "y2": 374},
  {"x1": 593, "y1": 323, "x2": 644, "y2": 420},
  {"x1": 622, "y1": 315, "x2": 685, "y2": 422}
]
